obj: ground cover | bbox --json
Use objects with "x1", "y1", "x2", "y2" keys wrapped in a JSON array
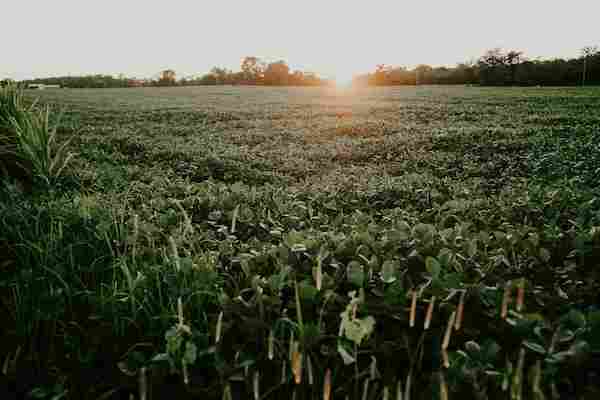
[{"x1": 2, "y1": 85, "x2": 600, "y2": 399}]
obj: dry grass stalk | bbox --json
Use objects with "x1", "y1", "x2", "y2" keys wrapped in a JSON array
[
  {"x1": 396, "y1": 378, "x2": 403, "y2": 400},
  {"x1": 222, "y1": 383, "x2": 232, "y2": 400},
  {"x1": 138, "y1": 366, "x2": 147, "y2": 400},
  {"x1": 530, "y1": 360, "x2": 544, "y2": 399},
  {"x1": 292, "y1": 342, "x2": 303, "y2": 384},
  {"x1": 281, "y1": 360, "x2": 287, "y2": 384},
  {"x1": 442, "y1": 349, "x2": 450, "y2": 369},
  {"x1": 323, "y1": 368, "x2": 332, "y2": 400},
  {"x1": 409, "y1": 290, "x2": 417, "y2": 328},
  {"x1": 268, "y1": 328, "x2": 275, "y2": 360},
  {"x1": 253, "y1": 370, "x2": 260, "y2": 400},
  {"x1": 169, "y1": 236, "x2": 181, "y2": 272},
  {"x1": 516, "y1": 279, "x2": 525, "y2": 312},
  {"x1": 177, "y1": 297, "x2": 185, "y2": 328},
  {"x1": 442, "y1": 311, "x2": 456, "y2": 350},
  {"x1": 307, "y1": 354, "x2": 314, "y2": 385},
  {"x1": 511, "y1": 347, "x2": 526, "y2": 400},
  {"x1": 404, "y1": 370, "x2": 412, "y2": 400},
  {"x1": 362, "y1": 378, "x2": 370, "y2": 400},
  {"x1": 440, "y1": 372, "x2": 449, "y2": 400},
  {"x1": 455, "y1": 290, "x2": 466, "y2": 331},
  {"x1": 215, "y1": 311, "x2": 223, "y2": 344},
  {"x1": 424, "y1": 296, "x2": 436, "y2": 330},
  {"x1": 314, "y1": 255, "x2": 323, "y2": 291},
  {"x1": 382, "y1": 386, "x2": 390, "y2": 400},
  {"x1": 182, "y1": 362, "x2": 189, "y2": 386}
]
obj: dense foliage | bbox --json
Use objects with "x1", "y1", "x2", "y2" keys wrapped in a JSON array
[
  {"x1": 21, "y1": 75, "x2": 134, "y2": 89},
  {"x1": 0, "y1": 86, "x2": 74, "y2": 189},
  {"x1": 1, "y1": 86, "x2": 600, "y2": 399},
  {"x1": 354, "y1": 48, "x2": 600, "y2": 87},
  {"x1": 19, "y1": 57, "x2": 332, "y2": 89},
  {"x1": 17, "y1": 48, "x2": 600, "y2": 89}
]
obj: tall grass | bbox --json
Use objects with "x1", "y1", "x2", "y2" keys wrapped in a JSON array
[
  {"x1": 0, "y1": 85, "x2": 74, "y2": 185},
  {"x1": 0, "y1": 85, "x2": 32, "y2": 179}
]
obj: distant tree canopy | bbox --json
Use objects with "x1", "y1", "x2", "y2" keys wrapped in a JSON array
[
  {"x1": 240, "y1": 56, "x2": 265, "y2": 83},
  {"x1": 354, "y1": 47, "x2": 600, "y2": 87},
  {"x1": 20, "y1": 58, "x2": 332, "y2": 89},
  {"x1": 1, "y1": 79, "x2": 15, "y2": 87},
  {"x1": 18, "y1": 47, "x2": 600, "y2": 88},
  {"x1": 20, "y1": 75, "x2": 132, "y2": 89},
  {"x1": 185, "y1": 57, "x2": 331, "y2": 87},
  {"x1": 353, "y1": 63, "x2": 479, "y2": 86},
  {"x1": 157, "y1": 69, "x2": 176, "y2": 86}
]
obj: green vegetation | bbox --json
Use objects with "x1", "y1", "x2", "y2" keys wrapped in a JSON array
[
  {"x1": 20, "y1": 47, "x2": 599, "y2": 90},
  {"x1": 19, "y1": 57, "x2": 332, "y2": 89},
  {"x1": 0, "y1": 85, "x2": 74, "y2": 188},
  {"x1": 354, "y1": 47, "x2": 600, "y2": 87},
  {"x1": 1, "y1": 85, "x2": 600, "y2": 399}
]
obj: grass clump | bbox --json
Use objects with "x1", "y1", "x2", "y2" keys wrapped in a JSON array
[{"x1": 0, "y1": 85, "x2": 74, "y2": 187}]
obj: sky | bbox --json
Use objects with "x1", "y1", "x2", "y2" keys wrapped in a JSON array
[{"x1": 3, "y1": 0, "x2": 600, "y2": 83}]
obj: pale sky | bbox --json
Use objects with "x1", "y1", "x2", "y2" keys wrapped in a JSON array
[{"x1": 3, "y1": 0, "x2": 599, "y2": 83}]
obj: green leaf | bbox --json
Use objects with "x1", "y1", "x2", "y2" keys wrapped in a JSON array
[
  {"x1": 298, "y1": 280, "x2": 319, "y2": 302},
  {"x1": 539, "y1": 248, "x2": 551, "y2": 262},
  {"x1": 523, "y1": 341, "x2": 546, "y2": 355},
  {"x1": 467, "y1": 239, "x2": 478, "y2": 258},
  {"x1": 438, "y1": 248, "x2": 453, "y2": 267},
  {"x1": 183, "y1": 342, "x2": 197, "y2": 365},
  {"x1": 341, "y1": 316, "x2": 375, "y2": 346},
  {"x1": 561, "y1": 309, "x2": 586, "y2": 330},
  {"x1": 425, "y1": 256, "x2": 441, "y2": 280},
  {"x1": 381, "y1": 260, "x2": 397, "y2": 283},
  {"x1": 347, "y1": 261, "x2": 365, "y2": 287},
  {"x1": 494, "y1": 231, "x2": 506, "y2": 242},
  {"x1": 465, "y1": 341, "x2": 481, "y2": 355},
  {"x1": 166, "y1": 327, "x2": 183, "y2": 355},
  {"x1": 546, "y1": 351, "x2": 572, "y2": 364},
  {"x1": 569, "y1": 340, "x2": 590, "y2": 358},
  {"x1": 482, "y1": 340, "x2": 501, "y2": 361},
  {"x1": 337, "y1": 342, "x2": 356, "y2": 365},
  {"x1": 230, "y1": 204, "x2": 240, "y2": 233},
  {"x1": 151, "y1": 353, "x2": 170, "y2": 363},
  {"x1": 479, "y1": 231, "x2": 490, "y2": 246}
]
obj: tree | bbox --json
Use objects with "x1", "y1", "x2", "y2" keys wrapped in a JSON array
[
  {"x1": 371, "y1": 64, "x2": 393, "y2": 85},
  {"x1": 478, "y1": 48, "x2": 510, "y2": 85},
  {"x1": 454, "y1": 62, "x2": 478, "y2": 84},
  {"x1": 581, "y1": 46, "x2": 599, "y2": 86},
  {"x1": 241, "y1": 56, "x2": 265, "y2": 84},
  {"x1": 263, "y1": 61, "x2": 290, "y2": 85},
  {"x1": 479, "y1": 48, "x2": 505, "y2": 67},
  {"x1": 415, "y1": 65, "x2": 432, "y2": 85},
  {"x1": 158, "y1": 69, "x2": 176, "y2": 86},
  {"x1": 210, "y1": 67, "x2": 232, "y2": 85},
  {"x1": 505, "y1": 50, "x2": 524, "y2": 85}
]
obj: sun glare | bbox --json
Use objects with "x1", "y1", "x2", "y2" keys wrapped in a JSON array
[{"x1": 333, "y1": 77, "x2": 353, "y2": 88}]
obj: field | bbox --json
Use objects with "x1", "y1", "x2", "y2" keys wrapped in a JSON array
[{"x1": 2, "y1": 85, "x2": 600, "y2": 399}]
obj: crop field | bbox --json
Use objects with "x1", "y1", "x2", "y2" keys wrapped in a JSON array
[{"x1": 2, "y1": 85, "x2": 600, "y2": 399}]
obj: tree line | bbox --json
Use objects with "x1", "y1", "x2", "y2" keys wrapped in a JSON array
[
  {"x1": 181, "y1": 57, "x2": 332, "y2": 86},
  {"x1": 353, "y1": 47, "x2": 600, "y2": 86},
  {"x1": 11, "y1": 47, "x2": 600, "y2": 89},
  {"x1": 16, "y1": 57, "x2": 333, "y2": 89}
]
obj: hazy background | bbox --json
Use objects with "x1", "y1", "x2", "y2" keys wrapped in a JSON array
[{"x1": 3, "y1": 0, "x2": 599, "y2": 83}]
